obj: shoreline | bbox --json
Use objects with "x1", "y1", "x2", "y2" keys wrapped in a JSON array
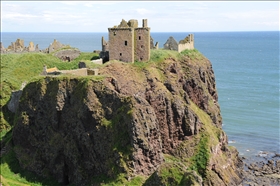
[{"x1": 240, "y1": 151, "x2": 280, "y2": 185}]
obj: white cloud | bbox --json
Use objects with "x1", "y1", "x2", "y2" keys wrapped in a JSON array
[
  {"x1": 2, "y1": 13, "x2": 38, "y2": 20},
  {"x1": 221, "y1": 10, "x2": 278, "y2": 20},
  {"x1": 136, "y1": 8, "x2": 151, "y2": 15},
  {"x1": 1, "y1": 1, "x2": 279, "y2": 32},
  {"x1": 59, "y1": 2, "x2": 80, "y2": 6}
]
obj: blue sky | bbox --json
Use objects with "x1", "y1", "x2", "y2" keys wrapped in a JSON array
[{"x1": 1, "y1": 1, "x2": 279, "y2": 32}]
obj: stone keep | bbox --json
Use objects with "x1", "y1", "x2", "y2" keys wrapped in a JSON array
[{"x1": 107, "y1": 19, "x2": 150, "y2": 63}]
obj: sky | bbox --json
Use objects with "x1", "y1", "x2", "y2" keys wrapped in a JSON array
[{"x1": 1, "y1": 1, "x2": 279, "y2": 32}]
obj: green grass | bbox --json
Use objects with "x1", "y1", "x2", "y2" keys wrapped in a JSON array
[
  {"x1": 160, "y1": 164, "x2": 185, "y2": 185},
  {"x1": 190, "y1": 134, "x2": 210, "y2": 177},
  {"x1": 91, "y1": 173, "x2": 146, "y2": 186},
  {"x1": 0, "y1": 52, "x2": 99, "y2": 130},
  {"x1": 149, "y1": 49, "x2": 178, "y2": 63},
  {"x1": 179, "y1": 49, "x2": 204, "y2": 60}
]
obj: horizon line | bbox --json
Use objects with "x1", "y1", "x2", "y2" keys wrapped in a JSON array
[{"x1": 1, "y1": 30, "x2": 279, "y2": 33}]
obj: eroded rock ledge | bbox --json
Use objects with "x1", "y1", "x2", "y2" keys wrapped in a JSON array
[{"x1": 12, "y1": 52, "x2": 243, "y2": 185}]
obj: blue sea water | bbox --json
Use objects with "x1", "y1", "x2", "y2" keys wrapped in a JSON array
[{"x1": 1, "y1": 31, "x2": 279, "y2": 158}]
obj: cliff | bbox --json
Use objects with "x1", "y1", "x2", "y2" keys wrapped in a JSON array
[{"x1": 12, "y1": 50, "x2": 243, "y2": 185}]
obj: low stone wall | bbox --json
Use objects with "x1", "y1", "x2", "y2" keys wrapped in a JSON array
[
  {"x1": 91, "y1": 59, "x2": 103, "y2": 65},
  {"x1": 60, "y1": 68, "x2": 88, "y2": 76}
]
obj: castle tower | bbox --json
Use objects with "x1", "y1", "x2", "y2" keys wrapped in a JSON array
[
  {"x1": 107, "y1": 19, "x2": 150, "y2": 63},
  {"x1": 108, "y1": 19, "x2": 135, "y2": 62},
  {"x1": 135, "y1": 19, "x2": 150, "y2": 61}
]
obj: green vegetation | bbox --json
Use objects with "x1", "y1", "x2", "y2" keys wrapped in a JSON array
[
  {"x1": 0, "y1": 51, "x2": 101, "y2": 185},
  {"x1": 91, "y1": 173, "x2": 146, "y2": 186},
  {"x1": 149, "y1": 49, "x2": 178, "y2": 63},
  {"x1": 179, "y1": 49, "x2": 204, "y2": 60},
  {"x1": 190, "y1": 134, "x2": 210, "y2": 177},
  {"x1": 159, "y1": 164, "x2": 185, "y2": 185},
  {"x1": 0, "y1": 52, "x2": 99, "y2": 130}
]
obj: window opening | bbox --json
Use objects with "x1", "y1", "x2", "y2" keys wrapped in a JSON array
[
  {"x1": 139, "y1": 36, "x2": 141, "y2": 40},
  {"x1": 120, "y1": 53, "x2": 122, "y2": 56},
  {"x1": 125, "y1": 41, "x2": 127, "y2": 46}
]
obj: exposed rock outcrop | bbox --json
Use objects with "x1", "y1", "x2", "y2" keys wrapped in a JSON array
[
  {"x1": 12, "y1": 52, "x2": 242, "y2": 185},
  {"x1": 7, "y1": 82, "x2": 27, "y2": 113}
]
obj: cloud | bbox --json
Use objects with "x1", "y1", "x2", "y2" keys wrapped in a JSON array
[
  {"x1": 2, "y1": 13, "x2": 38, "y2": 20},
  {"x1": 42, "y1": 11, "x2": 83, "y2": 24},
  {"x1": 59, "y1": 2, "x2": 80, "y2": 6},
  {"x1": 136, "y1": 8, "x2": 151, "y2": 15},
  {"x1": 1, "y1": 1, "x2": 279, "y2": 32},
  {"x1": 221, "y1": 10, "x2": 278, "y2": 20}
]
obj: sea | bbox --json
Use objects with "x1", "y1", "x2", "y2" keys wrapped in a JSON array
[{"x1": 1, "y1": 31, "x2": 279, "y2": 159}]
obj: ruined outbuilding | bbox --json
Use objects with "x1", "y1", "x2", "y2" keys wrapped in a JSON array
[
  {"x1": 41, "y1": 65, "x2": 99, "y2": 76},
  {"x1": 53, "y1": 49, "x2": 81, "y2": 62},
  {"x1": 164, "y1": 34, "x2": 194, "y2": 52},
  {"x1": 101, "y1": 19, "x2": 151, "y2": 63}
]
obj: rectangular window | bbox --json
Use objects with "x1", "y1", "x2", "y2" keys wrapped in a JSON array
[
  {"x1": 120, "y1": 53, "x2": 122, "y2": 56},
  {"x1": 125, "y1": 41, "x2": 127, "y2": 46},
  {"x1": 139, "y1": 36, "x2": 141, "y2": 40}
]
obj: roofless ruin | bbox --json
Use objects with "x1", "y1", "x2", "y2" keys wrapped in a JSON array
[{"x1": 100, "y1": 18, "x2": 195, "y2": 63}]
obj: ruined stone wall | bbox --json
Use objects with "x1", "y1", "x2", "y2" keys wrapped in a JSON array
[
  {"x1": 134, "y1": 28, "x2": 150, "y2": 62},
  {"x1": 108, "y1": 28, "x2": 134, "y2": 62},
  {"x1": 178, "y1": 42, "x2": 194, "y2": 52},
  {"x1": 178, "y1": 34, "x2": 194, "y2": 52},
  {"x1": 59, "y1": 68, "x2": 88, "y2": 76}
]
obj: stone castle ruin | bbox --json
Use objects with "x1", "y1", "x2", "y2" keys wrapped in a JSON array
[
  {"x1": 0, "y1": 39, "x2": 40, "y2": 53},
  {"x1": 100, "y1": 18, "x2": 194, "y2": 63},
  {"x1": 164, "y1": 34, "x2": 194, "y2": 52},
  {"x1": 1, "y1": 39, "x2": 81, "y2": 62},
  {"x1": 100, "y1": 19, "x2": 151, "y2": 63},
  {"x1": 41, "y1": 63, "x2": 99, "y2": 76},
  {"x1": 1, "y1": 18, "x2": 194, "y2": 65}
]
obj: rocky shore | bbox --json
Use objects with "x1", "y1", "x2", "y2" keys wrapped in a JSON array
[{"x1": 241, "y1": 152, "x2": 280, "y2": 186}]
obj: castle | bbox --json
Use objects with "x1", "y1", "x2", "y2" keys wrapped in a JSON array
[
  {"x1": 100, "y1": 19, "x2": 195, "y2": 63},
  {"x1": 100, "y1": 19, "x2": 150, "y2": 63}
]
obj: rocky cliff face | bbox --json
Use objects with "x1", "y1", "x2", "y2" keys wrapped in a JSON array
[{"x1": 12, "y1": 51, "x2": 243, "y2": 185}]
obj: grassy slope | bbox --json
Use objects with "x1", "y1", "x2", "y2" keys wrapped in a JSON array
[
  {"x1": 0, "y1": 52, "x2": 100, "y2": 131},
  {"x1": 1, "y1": 49, "x2": 210, "y2": 186}
]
